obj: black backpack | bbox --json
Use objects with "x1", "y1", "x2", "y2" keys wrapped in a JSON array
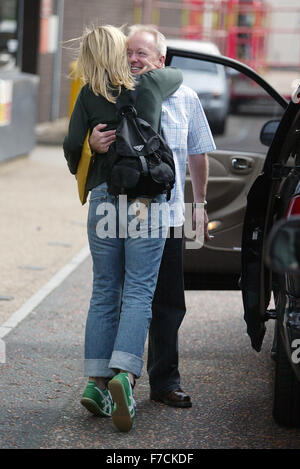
[{"x1": 106, "y1": 97, "x2": 175, "y2": 200}]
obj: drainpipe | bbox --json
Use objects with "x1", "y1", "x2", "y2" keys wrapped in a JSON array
[
  {"x1": 143, "y1": 0, "x2": 153, "y2": 24},
  {"x1": 51, "y1": 0, "x2": 64, "y2": 121},
  {"x1": 16, "y1": 0, "x2": 24, "y2": 70}
]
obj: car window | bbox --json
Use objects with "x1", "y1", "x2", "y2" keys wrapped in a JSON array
[
  {"x1": 0, "y1": 0, "x2": 18, "y2": 69},
  {"x1": 169, "y1": 55, "x2": 285, "y2": 154},
  {"x1": 171, "y1": 56, "x2": 218, "y2": 74}
]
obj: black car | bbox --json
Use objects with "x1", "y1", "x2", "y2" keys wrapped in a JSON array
[
  {"x1": 240, "y1": 92, "x2": 300, "y2": 428},
  {"x1": 166, "y1": 44, "x2": 300, "y2": 427}
]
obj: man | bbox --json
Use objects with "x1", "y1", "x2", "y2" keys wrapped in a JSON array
[{"x1": 89, "y1": 25, "x2": 216, "y2": 408}]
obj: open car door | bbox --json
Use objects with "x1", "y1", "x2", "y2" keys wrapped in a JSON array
[
  {"x1": 241, "y1": 89, "x2": 300, "y2": 352},
  {"x1": 165, "y1": 46, "x2": 288, "y2": 290}
]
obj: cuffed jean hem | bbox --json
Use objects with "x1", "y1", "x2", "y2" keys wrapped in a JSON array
[
  {"x1": 109, "y1": 350, "x2": 144, "y2": 378},
  {"x1": 84, "y1": 359, "x2": 116, "y2": 378}
]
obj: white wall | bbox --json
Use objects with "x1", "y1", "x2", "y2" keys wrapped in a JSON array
[{"x1": 266, "y1": 0, "x2": 300, "y2": 67}]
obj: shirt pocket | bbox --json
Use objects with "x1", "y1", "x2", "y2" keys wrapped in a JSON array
[{"x1": 164, "y1": 123, "x2": 188, "y2": 151}]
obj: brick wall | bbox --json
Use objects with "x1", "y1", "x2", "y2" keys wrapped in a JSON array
[
  {"x1": 36, "y1": 0, "x2": 134, "y2": 122},
  {"x1": 38, "y1": 54, "x2": 55, "y2": 122},
  {"x1": 59, "y1": 0, "x2": 135, "y2": 119}
]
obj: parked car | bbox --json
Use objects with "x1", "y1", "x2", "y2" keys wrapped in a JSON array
[
  {"x1": 240, "y1": 87, "x2": 300, "y2": 427},
  {"x1": 166, "y1": 43, "x2": 300, "y2": 427},
  {"x1": 229, "y1": 72, "x2": 278, "y2": 115},
  {"x1": 166, "y1": 39, "x2": 230, "y2": 135}
]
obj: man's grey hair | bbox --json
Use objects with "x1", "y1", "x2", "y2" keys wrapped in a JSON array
[{"x1": 127, "y1": 24, "x2": 167, "y2": 57}]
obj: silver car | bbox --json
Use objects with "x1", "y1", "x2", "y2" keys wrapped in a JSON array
[{"x1": 166, "y1": 39, "x2": 230, "y2": 135}]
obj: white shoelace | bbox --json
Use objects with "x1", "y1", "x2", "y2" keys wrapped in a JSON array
[{"x1": 95, "y1": 387, "x2": 113, "y2": 415}]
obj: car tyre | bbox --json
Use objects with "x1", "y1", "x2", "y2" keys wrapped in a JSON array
[
  {"x1": 213, "y1": 118, "x2": 226, "y2": 135},
  {"x1": 273, "y1": 323, "x2": 300, "y2": 428},
  {"x1": 230, "y1": 100, "x2": 240, "y2": 114}
]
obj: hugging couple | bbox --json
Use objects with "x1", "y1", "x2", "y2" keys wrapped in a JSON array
[{"x1": 63, "y1": 23, "x2": 215, "y2": 432}]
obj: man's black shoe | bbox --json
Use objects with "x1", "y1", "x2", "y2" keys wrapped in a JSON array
[{"x1": 150, "y1": 388, "x2": 192, "y2": 408}]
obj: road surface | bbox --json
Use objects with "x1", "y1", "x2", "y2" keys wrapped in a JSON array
[{"x1": 1, "y1": 255, "x2": 299, "y2": 449}]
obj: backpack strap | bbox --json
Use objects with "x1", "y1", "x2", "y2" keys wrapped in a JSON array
[
  {"x1": 139, "y1": 155, "x2": 149, "y2": 176},
  {"x1": 115, "y1": 89, "x2": 151, "y2": 177},
  {"x1": 115, "y1": 87, "x2": 139, "y2": 112}
]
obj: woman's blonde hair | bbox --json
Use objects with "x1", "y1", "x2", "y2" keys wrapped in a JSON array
[{"x1": 76, "y1": 25, "x2": 135, "y2": 103}]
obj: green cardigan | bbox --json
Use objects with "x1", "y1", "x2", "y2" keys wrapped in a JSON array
[{"x1": 63, "y1": 67, "x2": 182, "y2": 191}]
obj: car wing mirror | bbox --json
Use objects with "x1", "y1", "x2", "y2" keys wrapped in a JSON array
[
  {"x1": 265, "y1": 217, "x2": 300, "y2": 273},
  {"x1": 260, "y1": 119, "x2": 280, "y2": 147}
]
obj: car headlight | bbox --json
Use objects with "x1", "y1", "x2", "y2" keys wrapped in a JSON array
[{"x1": 211, "y1": 90, "x2": 222, "y2": 98}]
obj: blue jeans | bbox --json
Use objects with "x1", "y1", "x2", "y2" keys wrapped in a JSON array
[{"x1": 84, "y1": 183, "x2": 168, "y2": 379}]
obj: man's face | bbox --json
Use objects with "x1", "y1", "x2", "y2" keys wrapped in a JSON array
[{"x1": 127, "y1": 31, "x2": 165, "y2": 75}]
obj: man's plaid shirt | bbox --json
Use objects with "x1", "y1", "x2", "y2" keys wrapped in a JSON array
[{"x1": 161, "y1": 84, "x2": 216, "y2": 227}]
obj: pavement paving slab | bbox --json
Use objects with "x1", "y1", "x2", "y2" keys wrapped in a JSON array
[{"x1": 0, "y1": 141, "x2": 88, "y2": 325}]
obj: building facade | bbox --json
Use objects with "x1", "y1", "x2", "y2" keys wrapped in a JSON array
[
  {"x1": 0, "y1": 0, "x2": 135, "y2": 124},
  {"x1": 1, "y1": 0, "x2": 299, "y2": 126}
]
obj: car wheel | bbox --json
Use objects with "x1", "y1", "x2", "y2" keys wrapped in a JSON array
[
  {"x1": 230, "y1": 100, "x2": 240, "y2": 114},
  {"x1": 273, "y1": 323, "x2": 300, "y2": 427},
  {"x1": 213, "y1": 118, "x2": 226, "y2": 135}
]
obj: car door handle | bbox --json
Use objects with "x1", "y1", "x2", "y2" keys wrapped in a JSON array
[{"x1": 232, "y1": 158, "x2": 252, "y2": 170}]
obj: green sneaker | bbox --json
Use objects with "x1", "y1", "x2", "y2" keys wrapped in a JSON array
[
  {"x1": 108, "y1": 372, "x2": 136, "y2": 432},
  {"x1": 80, "y1": 380, "x2": 113, "y2": 417}
]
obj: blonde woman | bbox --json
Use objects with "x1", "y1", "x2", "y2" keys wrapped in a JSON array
[{"x1": 63, "y1": 25, "x2": 182, "y2": 432}]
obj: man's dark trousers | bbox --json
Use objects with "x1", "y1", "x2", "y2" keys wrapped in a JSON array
[{"x1": 147, "y1": 227, "x2": 186, "y2": 394}]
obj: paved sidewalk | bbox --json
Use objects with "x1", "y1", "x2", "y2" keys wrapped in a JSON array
[
  {"x1": 0, "y1": 120, "x2": 89, "y2": 325},
  {"x1": 2, "y1": 123, "x2": 300, "y2": 449}
]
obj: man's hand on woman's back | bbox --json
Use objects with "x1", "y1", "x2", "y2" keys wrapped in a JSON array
[{"x1": 89, "y1": 123, "x2": 116, "y2": 153}]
